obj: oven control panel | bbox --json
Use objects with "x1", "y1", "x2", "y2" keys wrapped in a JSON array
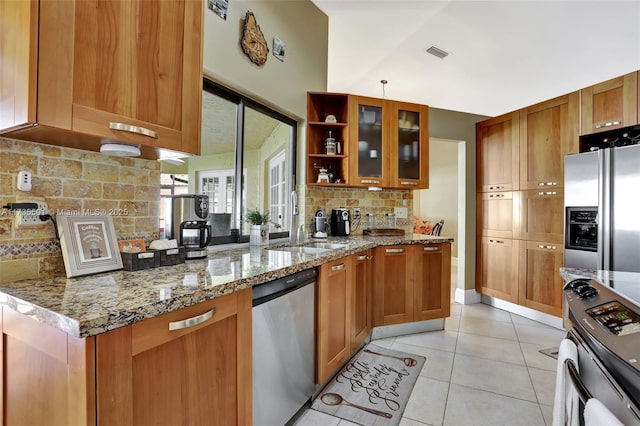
[{"x1": 587, "y1": 301, "x2": 640, "y2": 336}]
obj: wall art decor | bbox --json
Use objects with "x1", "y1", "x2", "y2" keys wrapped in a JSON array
[
  {"x1": 240, "y1": 11, "x2": 269, "y2": 66},
  {"x1": 58, "y1": 215, "x2": 123, "y2": 277},
  {"x1": 273, "y1": 36, "x2": 285, "y2": 62},
  {"x1": 207, "y1": 0, "x2": 228, "y2": 20}
]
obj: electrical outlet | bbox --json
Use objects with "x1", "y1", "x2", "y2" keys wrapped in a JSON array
[
  {"x1": 394, "y1": 206, "x2": 408, "y2": 219},
  {"x1": 15, "y1": 201, "x2": 48, "y2": 228},
  {"x1": 353, "y1": 208, "x2": 361, "y2": 219}
]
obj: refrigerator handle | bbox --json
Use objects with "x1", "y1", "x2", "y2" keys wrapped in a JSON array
[{"x1": 599, "y1": 149, "x2": 611, "y2": 271}]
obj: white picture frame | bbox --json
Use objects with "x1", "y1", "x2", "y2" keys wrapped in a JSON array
[{"x1": 58, "y1": 215, "x2": 123, "y2": 277}]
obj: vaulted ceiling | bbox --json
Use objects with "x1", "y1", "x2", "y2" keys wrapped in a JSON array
[{"x1": 312, "y1": 0, "x2": 640, "y2": 117}]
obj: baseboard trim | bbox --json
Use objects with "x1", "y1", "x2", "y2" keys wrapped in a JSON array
[
  {"x1": 371, "y1": 318, "x2": 444, "y2": 340},
  {"x1": 481, "y1": 295, "x2": 564, "y2": 330},
  {"x1": 454, "y1": 288, "x2": 481, "y2": 305}
]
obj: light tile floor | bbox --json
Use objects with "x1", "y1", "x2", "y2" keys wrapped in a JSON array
[{"x1": 294, "y1": 302, "x2": 565, "y2": 426}]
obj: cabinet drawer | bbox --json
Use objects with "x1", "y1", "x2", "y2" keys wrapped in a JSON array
[{"x1": 131, "y1": 292, "x2": 238, "y2": 356}]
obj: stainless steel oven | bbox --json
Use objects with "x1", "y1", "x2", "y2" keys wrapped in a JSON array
[{"x1": 563, "y1": 277, "x2": 640, "y2": 425}]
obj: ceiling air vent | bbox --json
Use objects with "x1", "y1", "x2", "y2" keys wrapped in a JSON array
[{"x1": 426, "y1": 45, "x2": 449, "y2": 59}]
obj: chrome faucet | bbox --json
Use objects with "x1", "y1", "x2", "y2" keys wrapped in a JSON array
[{"x1": 290, "y1": 190, "x2": 304, "y2": 244}]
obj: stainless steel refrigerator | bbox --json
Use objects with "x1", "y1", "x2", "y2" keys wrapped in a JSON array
[{"x1": 564, "y1": 144, "x2": 640, "y2": 272}]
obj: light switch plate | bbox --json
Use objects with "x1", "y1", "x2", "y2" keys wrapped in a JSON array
[{"x1": 394, "y1": 206, "x2": 408, "y2": 219}]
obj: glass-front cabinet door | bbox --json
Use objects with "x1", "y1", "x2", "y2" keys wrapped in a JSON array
[
  {"x1": 390, "y1": 102, "x2": 429, "y2": 189},
  {"x1": 349, "y1": 96, "x2": 389, "y2": 187}
]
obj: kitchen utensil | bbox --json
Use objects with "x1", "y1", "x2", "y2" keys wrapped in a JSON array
[
  {"x1": 325, "y1": 131, "x2": 336, "y2": 155},
  {"x1": 363, "y1": 348, "x2": 418, "y2": 367},
  {"x1": 320, "y1": 393, "x2": 393, "y2": 419}
]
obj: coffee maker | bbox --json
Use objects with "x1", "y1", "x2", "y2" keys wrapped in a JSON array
[
  {"x1": 166, "y1": 194, "x2": 211, "y2": 259},
  {"x1": 331, "y1": 208, "x2": 351, "y2": 236}
]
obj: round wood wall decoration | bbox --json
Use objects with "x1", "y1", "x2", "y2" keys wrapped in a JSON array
[{"x1": 240, "y1": 11, "x2": 269, "y2": 66}]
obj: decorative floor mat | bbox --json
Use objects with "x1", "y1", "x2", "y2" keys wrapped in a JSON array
[{"x1": 311, "y1": 343, "x2": 425, "y2": 426}]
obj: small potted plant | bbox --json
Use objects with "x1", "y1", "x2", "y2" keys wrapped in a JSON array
[{"x1": 245, "y1": 208, "x2": 279, "y2": 245}]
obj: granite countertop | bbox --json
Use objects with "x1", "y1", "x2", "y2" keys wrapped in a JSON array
[{"x1": 0, "y1": 234, "x2": 452, "y2": 338}]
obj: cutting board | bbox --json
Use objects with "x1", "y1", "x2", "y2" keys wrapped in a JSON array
[{"x1": 363, "y1": 228, "x2": 405, "y2": 236}]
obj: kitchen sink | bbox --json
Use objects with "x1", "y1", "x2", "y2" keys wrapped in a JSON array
[
  {"x1": 270, "y1": 246, "x2": 333, "y2": 255},
  {"x1": 303, "y1": 242, "x2": 349, "y2": 250},
  {"x1": 267, "y1": 242, "x2": 349, "y2": 255}
]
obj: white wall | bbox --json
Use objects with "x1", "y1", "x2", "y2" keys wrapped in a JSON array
[{"x1": 414, "y1": 138, "x2": 459, "y2": 257}]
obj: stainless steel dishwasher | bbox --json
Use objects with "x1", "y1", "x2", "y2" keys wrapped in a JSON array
[{"x1": 252, "y1": 268, "x2": 317, "y2": 426}]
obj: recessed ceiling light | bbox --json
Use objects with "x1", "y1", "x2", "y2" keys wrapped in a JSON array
[
  {"x1": 426, "y1": 45, "x2": 449, "y2": 59},
  {"x1": 100, "y1": 143, "x2": 141, "y2": 157}
]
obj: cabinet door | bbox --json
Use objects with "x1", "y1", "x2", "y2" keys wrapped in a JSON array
[
  {"x1": 37, "y1": 0, "x2": 202, "y2": 154},
  {"x1": 352, "y1": 251, "x2": 372, "y2": 351},
  {"x1": 413, "y1": 244, "x2": 451, "y2": 321},
  {"x1": 519, "y1": 241, "x2": 564, "y2": 317},
  {"x1": 0, "y1": 0, "x2": 38, "y2": 131},
  {"x1": 520, "y1": 189, "x2": 564, "y2": 243},
  {"x1": 476, "y1": 237, "x2": 519, "y2": 303},
  {"x1": 476, "y1": 111, "x2": 520, "y2": 192},
  {"x1": 349, "y1": 96, "x2": 389, "y2": 187},
  {"x1": 373, "y1": 245, "x2": 413, "y2": 326},
  {"x1": 519, "y1": 92, "x2": 579, "y2": 190},
  {"x1": 317, "y1": 256, "x2": 353, "y2": 384},
  {"x1": 477, "y1": 191, "x2": 521, "y2": 239},
  {"x1": 95, "y1": 290, "x2": 252, "y2": 426},
  {"x1": 390, "y1": 101, "x2": 429, "y2": 189},
  {"x1": 581, "y1": 71, "x2": 638, "y2": 135},
  {"x1": 1, "y1": 307, "x2": 95, "y2": 426}
]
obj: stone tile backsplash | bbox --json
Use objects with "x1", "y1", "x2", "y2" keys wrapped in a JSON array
[{"x1": 0, "y1": 138, "x2": 160, "y2": 282}]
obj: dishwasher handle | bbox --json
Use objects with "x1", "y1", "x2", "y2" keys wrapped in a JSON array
[{"x1": 252, "y1": 268, "x2": 318, "y2": 307}]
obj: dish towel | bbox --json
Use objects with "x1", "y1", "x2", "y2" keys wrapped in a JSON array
[
  {"x1": 552, "y1": 339, "x2": 579, "y2": 426},
  {"x1": 584, "y1": 398, "x2": 624, "y2": 426}
]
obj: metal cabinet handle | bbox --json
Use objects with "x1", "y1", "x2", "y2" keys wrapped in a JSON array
[
  {"x1": 385, "y1": 248, "x2": 405, "y2": 253},
  {"x1": 595, "y1": 120, "x2": 622, "y2": 129},
  {"x1": 489, "y1": 185, "x2": 505, "y2": 190},
  {"x1": 489, "y1": 239, "x2": 504, "y2": 244},
  {"x1": 423, "y1": 246, "x2": 440, "y2": 252},
  {"x1": 361, "y1": 179, "x2": 380, "y2": 184},
  {"x1": 537, "y1": 182, "x2": 558, "y2": 187},
  {"x1": 356, "y1": 255, "x2": 368, "y2": 261},
  {"x1": 489, "y1": 194, "x2": 505, "y2": 198},
  {"x1": 168, "y1": 308, "x2": 215, "y2": 331},
  {"x1": 537, "y1": 244, "x2": 557, "y2": 250},
  {"x1": 400, "y1": 181, "x2": 418, "y2": 186},
  {"x1": 537, "y1": 191, "x2": 557, "y2": 196},
  {"x1": 331, "y1": 263, "x2": 345, "y2": 271},
  {"x1": 109, "y1": 122, "x2": 158, "y2": 139}
]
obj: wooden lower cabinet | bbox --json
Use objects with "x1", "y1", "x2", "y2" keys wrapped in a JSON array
[
  {"x1": 1, "y1": 289, "x2": 252, "y2": 426},
  {"x1": 373, "y1": 244, "x2": 451, "y2": 326},
  {"x1": 519, "y1": 241, "x2": 564, "y2": 317},
  {"x1": 316, "y1": 256, "x2": 353, "y2": 384},
  {"x1": 476, "y1": 236, "x2": 520, "y2": 303},
  {"x1": 414, "y1": 244, "x2": 451, "y2": 321},
  {"x1": 0, "y1": 307, "x2": 95, "y2": 426},
  {"x1": 351, "y1": 250, "x2": 372, "y2": 351}
]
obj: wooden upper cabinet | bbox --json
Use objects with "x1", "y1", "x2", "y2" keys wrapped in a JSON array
[
  {"x1": 1, "y1": 0, "x2": 203, "y2": 156},
  {"x1": 348, "y1": 96, "x2": 429, "y2": 189},
  {"x1": 580, "y1": 71, "x2": 638, "y2": 135},
  {"x1": 389, "y1": 101, "x2": 429, "y2": 189},
  {"x1": 476, "y1": 111, "x2": 520, "y2": 192},
  {"x1": 519, "y1": 92, "x2": 579, "y2": 190},
  {"x1": 349, "y1": 96, "x2": 390, "y2": 188}
]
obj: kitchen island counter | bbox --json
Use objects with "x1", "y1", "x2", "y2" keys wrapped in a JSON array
[{"x1": 0, "y1": 234, "x2": 452, "y2": 338}]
